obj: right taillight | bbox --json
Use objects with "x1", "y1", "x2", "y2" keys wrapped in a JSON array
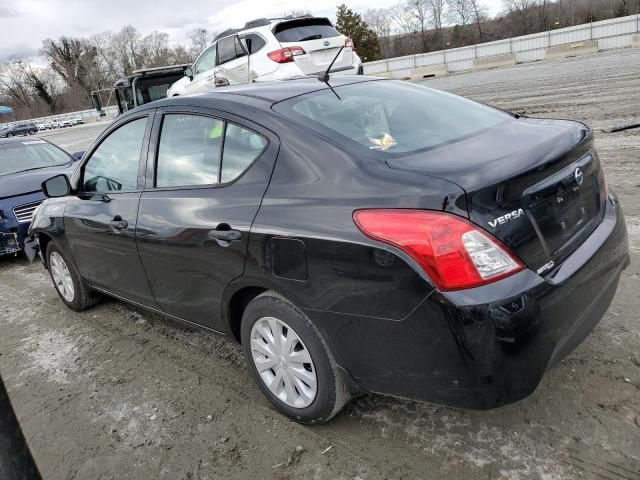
[
  {"x1": 267, "y1": 46, "x2": 306, "y2": 63},
  {"x1": 353, "y1": 209, "x2": 524, "y2": 291}
]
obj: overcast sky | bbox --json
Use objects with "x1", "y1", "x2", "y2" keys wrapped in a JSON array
[{"x1": 0, "y1": 0, "x2": 504, "y2": 62}]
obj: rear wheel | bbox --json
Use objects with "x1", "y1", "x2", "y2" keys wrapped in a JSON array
[
  {"x1": 28, "y1": 130, "x2": 36, "y2": 135},
  {"x1": 46, "y1": 243, "x2": 100, "y2": 311},
  {"x1": 241, "y1": 291, "x2": 350, "y2": 424}
]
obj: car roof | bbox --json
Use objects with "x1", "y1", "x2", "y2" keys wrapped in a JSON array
[{"x1": 157, "y1": 76, "x2": 384, "y2": 106}]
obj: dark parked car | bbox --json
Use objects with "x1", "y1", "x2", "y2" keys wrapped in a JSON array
[
  {"x1": 0, "y1": 122, "x2": 38, "y2": 138},
  {"x1": 29, "y1": 77, "x2": 629, "y2": 423},
  {"x1": 0, "y1": 138, "x2": 78, "y2": 256}
]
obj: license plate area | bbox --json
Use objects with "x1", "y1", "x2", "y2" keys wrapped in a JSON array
[
  {"x1": 528, "y1": 182, "x2": 599, "y2": 254},
  {"x1": 523, "y1": 152, "x2": 603, "y2": 257}
]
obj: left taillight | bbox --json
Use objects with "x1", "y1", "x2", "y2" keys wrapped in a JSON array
[
  {"x1": 267, "y1": 46, "x2": 306, "y2": 63},
  {"x1": 344, "y1": 37, "x2": 354, "y2": 49},
  {"x1": 353, "y1": 209, "x2": 524, "y2": 291}
]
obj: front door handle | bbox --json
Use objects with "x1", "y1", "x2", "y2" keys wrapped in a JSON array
[
  {"x1": 108, "y1": 216, "x2": 128, "y2": 230},
  {"x1": 208, "y1": 226, "x2": 242, "y2": 242}
]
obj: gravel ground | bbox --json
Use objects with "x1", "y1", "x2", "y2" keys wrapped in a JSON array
[{"x1": 1, "y1": 49, "x2": 639, "y2": 480}]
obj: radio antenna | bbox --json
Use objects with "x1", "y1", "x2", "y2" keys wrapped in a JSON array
[{"x1": 318, "y1": 45, "x2": 345, "y2": 82}]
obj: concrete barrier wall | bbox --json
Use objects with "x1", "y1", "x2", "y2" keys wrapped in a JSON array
[
  {"x1": 473, "y1": 54, "x2": 516, "y2": 70},
  {"x1": 545, "y1": 40, "x2": 599, "y2": 59},
  {"x1": 633, "y1": 34, "x2": 640, "y2": 48},
  {"x1": 363, "y1": 14, "x2": 640, "y2": 78},
  {"x1": 409, "y1": 64, "x2": 448, "y2": 80}
]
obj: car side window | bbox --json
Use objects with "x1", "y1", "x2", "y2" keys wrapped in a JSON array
[
  {"x1": 82, "y1": 117, "x2": 147, "y2": 192},
  {"x1": 217, "y1": 36, "x2": 244, "y2": 65},
  {"x1": 244, "y1": 33, "x2": 266, "y2": 54},
  {"x1": 221, "y1": 124, "x2": 267, "y2": 183},
  {"x1": 156, "y1": 114, "x2": 224, "y2": 188},
  {"x1": 195, "y1": 45, "x2": 217, "y2": 74}
]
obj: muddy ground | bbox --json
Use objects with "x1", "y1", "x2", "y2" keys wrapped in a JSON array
[{"x1": 1, "y1": 48, "x2": 639, "y2": 480}]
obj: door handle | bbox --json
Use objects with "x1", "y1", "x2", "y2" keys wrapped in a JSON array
[
  {"x1": 108, "y1": 216, "x2": 128, "y2": 230},
  {"x1": 208, "y1": 226, "x2": 242, "y2": 242}
]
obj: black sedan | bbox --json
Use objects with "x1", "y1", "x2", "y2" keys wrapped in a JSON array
[
  {"x1": 0, "y1": 138, "x2": 78, "y2": 256},
  {"x1": 29, "y1": 76, "x2": 629, "y2": 423}
]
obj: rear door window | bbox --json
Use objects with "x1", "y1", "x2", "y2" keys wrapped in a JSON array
[
  {"x1": 154, "y1": 114, "x2": 267, "y2": 187},
  {"x1": 221, "y1": 124, "x2": 267, "y2": 183},
  {"x1": 156, "y1": 114, "x2": 223, "y2": 188},
  {"x1": 274, "y1": 19, "x2": 341, "y2": 42},
  {"x1": 217, "y1": 36, "x2": 245, "y2": 65}
]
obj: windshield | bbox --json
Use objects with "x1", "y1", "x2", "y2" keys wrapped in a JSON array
[
  {"x1": 273, "y1": 81, "x2": 512, "y2": 156},
  {"x1": 0, "y1": 140, "x2": 71, "y2": 176}
]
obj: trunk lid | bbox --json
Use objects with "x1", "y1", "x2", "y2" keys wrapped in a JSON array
[{"x1": 386, "y1": 118, "x2": 607, "y2": 274}]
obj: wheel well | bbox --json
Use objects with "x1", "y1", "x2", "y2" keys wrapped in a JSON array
[
  {"x1": 227, "y1": 286, "x2": 268, "y2": 343},
  {"x1": 37, "y1": 233, "x2": 53, "y2": 265}
]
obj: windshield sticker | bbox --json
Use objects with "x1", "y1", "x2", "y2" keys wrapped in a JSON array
[
  {"x1": 368, "y1": 133, "x2": 397, "y2": 151},
  {"x1": 21, "y1": 140, "x2": 46, "y2": 145}
]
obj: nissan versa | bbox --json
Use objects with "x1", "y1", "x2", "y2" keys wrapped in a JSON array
[{"x1": 27, "y1": 77, "x2": 629, "y2": 423}]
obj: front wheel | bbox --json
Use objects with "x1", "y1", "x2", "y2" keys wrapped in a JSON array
[
  {"x1": 241, "y1": 291, "x2": 350, "y2": 424},
  {"x1": 46, "y1": 243, "x2": 100, "y2": 311}
]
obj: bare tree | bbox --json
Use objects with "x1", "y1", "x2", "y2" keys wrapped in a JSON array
[
  {"x1": 284, "y1": 9, "x2": 312, "y2": 17},
  {"x1": 447, "y1": 0, "x2": 473, "y2": 44},
  {"x1": 406, "y1": 1, "x2": 431, "y2": 50},
  {"x1": 139, "y1": 31, "x2": 173, "y2": 68},
  {"x1": 503, "y1": 0, "x2": 534, "y2": 34},
  {"x1": 389, "y1": 2, "x2": 418, "y2": 34},
  {"x1": 188, "y1": 28, "x2": 210, "y2": 58},
  {"x1": 428, "y1": 0, "x2": 447, "y2": 48},
  {"x1": 469, "y1": 0, "x2": 489, "y2": 41},
  {"x1": 0, "y1": 59, "x2": 33, "y2": 108},
  {"x1": 364, "y1": 8, "x2": 394, "y2": 57}
]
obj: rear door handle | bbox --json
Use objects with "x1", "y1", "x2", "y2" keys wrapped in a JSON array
[
  {"x1": 108, "y1": 216, "x2": 128, "y2": 230},
  {"x1": 208, "y1": 226, "x2": 242, "y2": 242}
]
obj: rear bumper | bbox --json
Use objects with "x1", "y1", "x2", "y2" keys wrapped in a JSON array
[{"x1": 309, "y1": 194, "x2": 629, "y2": 409}]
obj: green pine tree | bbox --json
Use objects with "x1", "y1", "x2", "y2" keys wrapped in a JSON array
[{"x1": 335, "y1": 4, "x2": 380, "y2": 62}]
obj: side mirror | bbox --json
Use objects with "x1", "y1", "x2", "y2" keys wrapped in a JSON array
[
  {"x1": 185, "y1": 67, "x2": 194, "y2": 80},
  {"x1": 72, "y1": 151, "x2": 84, "y2": 161},
  {"x1": 42, "y1": 174, "x2": 71, "y2": 198}
]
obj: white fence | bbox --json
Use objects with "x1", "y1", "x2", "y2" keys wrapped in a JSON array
[{"x1": 363, "y1": 14, "x2": 640, "y2": 78}]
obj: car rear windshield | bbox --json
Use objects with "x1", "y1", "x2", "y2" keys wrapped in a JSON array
[
  {"x1": 274, "y1": 18, "x2": 341, "y2": 43},
  {"x1": 0, "y1": 140, "x2": 70, "y2": 176},
  {"x1": 273, "y1": 81, "x2": 512, "y2": 156}
]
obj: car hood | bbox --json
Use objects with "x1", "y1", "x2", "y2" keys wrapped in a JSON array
[{"x1": 0, "y1": 163, "x2": 76, "y2": 200}]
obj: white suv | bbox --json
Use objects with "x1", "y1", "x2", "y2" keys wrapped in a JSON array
[{"x1": 168, "y1": 16, "x2": 362, "y2": 96}]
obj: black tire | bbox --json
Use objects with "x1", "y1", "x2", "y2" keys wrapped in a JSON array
[
  {"x1": 7, "y1": 133, "x2": 13, "y2": 137},
  {"x1": 46, "y1": 242, "x2": 100, "y2": 311},
  {"x1": 241, "y1": 291, "x2": 350, "y2": 424},
  {"x1": 29, "y1": 130, "x2": 35, "y2": 135}
]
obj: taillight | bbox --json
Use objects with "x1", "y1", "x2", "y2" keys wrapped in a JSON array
[
  {"x1": 345, "y1": 37, "x2": 354, "y2": 49},
  {"x1": 267, "y1": 47, "x2": 306, "y2": 63},
  {"x1": 353, "y1": 209, "x2": 524, "y2": 291}
]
